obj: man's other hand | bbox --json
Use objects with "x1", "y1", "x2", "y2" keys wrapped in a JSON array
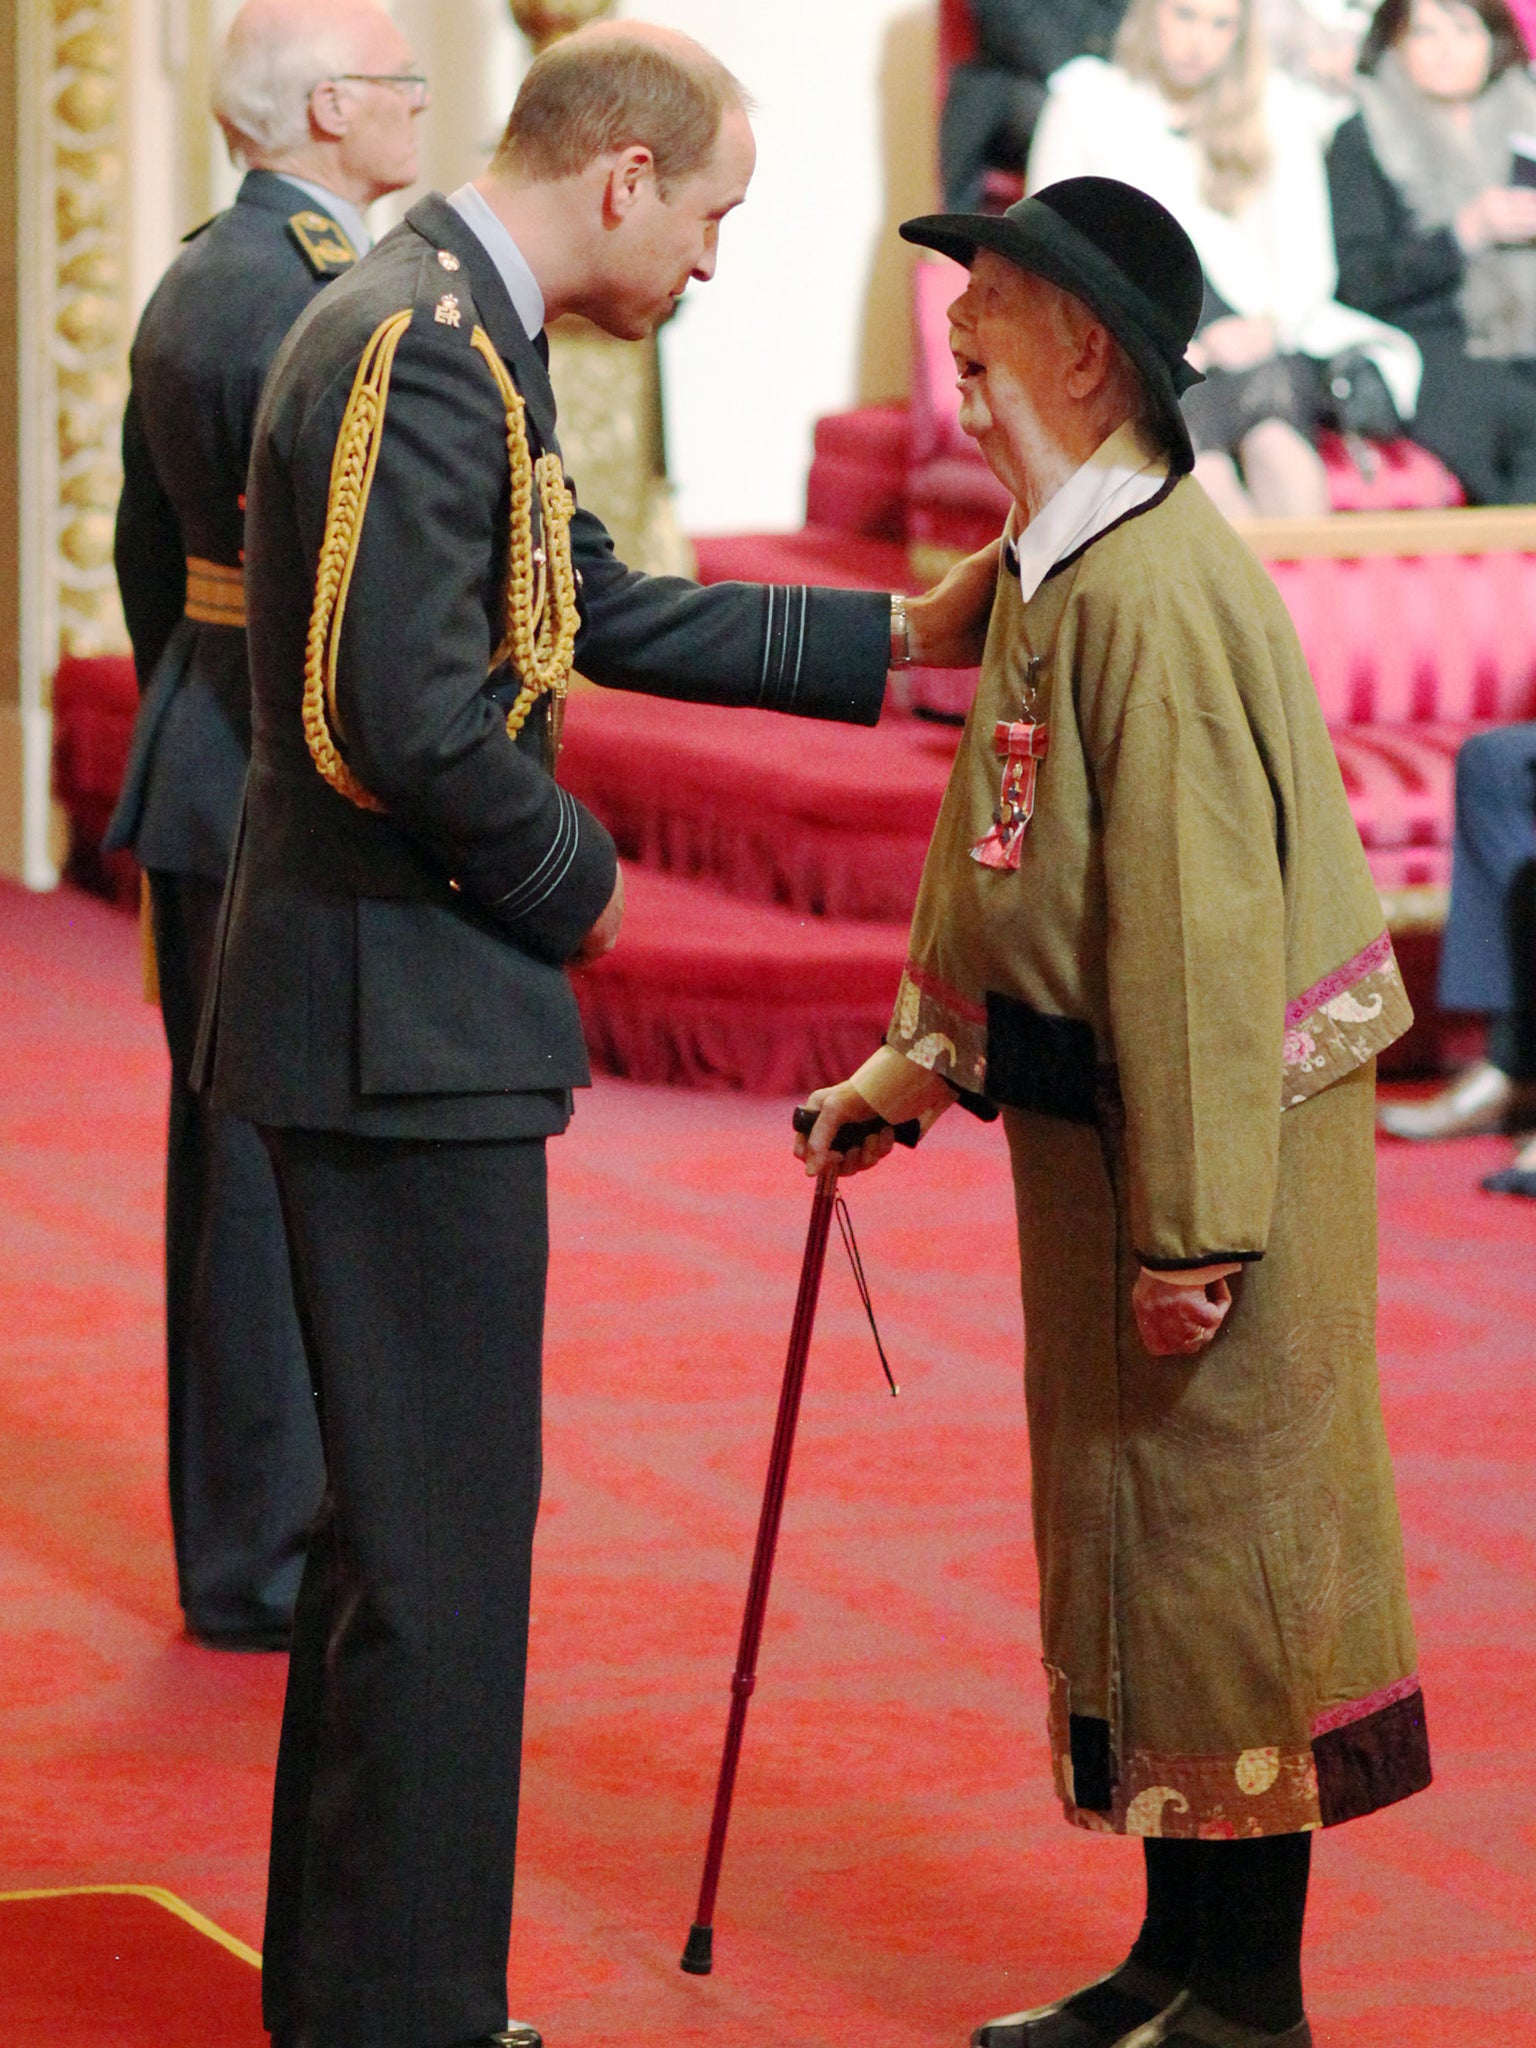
[
  {"x1": 905, "y1": 537, "x2": 1003, "y2": 668},
  {"x1": 571, "y1": 864, "x2": 625, "y2": 968},
  {"x1": 1132, "y1": 1268, "x2": 1234, "y2": 1357}
]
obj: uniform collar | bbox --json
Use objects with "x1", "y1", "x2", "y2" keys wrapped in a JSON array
[
  {"x1": 401, "y1": 193, "x2": 558, "y2": 447},
  {"x1": 272, "y1": 174, "x2": 373, "y2": 256},
  {"x1": 446, "y1": 183, "x2": 545, "y2": 340},
  {"x1": 234, "y1": 169, "x2": 372, "y2": 256},
  {"x1": 1005, "y1": 421, "x2": 1169, "y2": 603}
]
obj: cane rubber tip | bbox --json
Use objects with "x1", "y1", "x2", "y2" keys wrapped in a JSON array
[{"x1": 680, "y1": 1923, "x2": 714, "y2": 1975}]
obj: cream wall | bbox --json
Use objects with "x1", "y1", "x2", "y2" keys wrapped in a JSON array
[
  {"x1": 635, "y1": 0, "x2": 937, "y2": 533},
  {"x1": 121, "y1": 0, "x2": 936, "y2": 534}
]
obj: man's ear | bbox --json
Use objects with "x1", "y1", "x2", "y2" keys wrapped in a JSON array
[
  {"x1": 308, "y1": 79, "x2": 349, "y2": 144},
  {"x1": 1063, "y1": 320, "x2": 1114, "y2": 400},
  {"x1": 603, "y1": 144, "x2": 658, "y2": 225}
]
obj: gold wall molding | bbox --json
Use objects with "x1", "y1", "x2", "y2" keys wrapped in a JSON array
[{"x1": 47, "y1": 0, "x2": 131, "y2": 658}]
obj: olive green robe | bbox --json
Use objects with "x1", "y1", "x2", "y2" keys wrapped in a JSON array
[{"x1": 891, "y1": 477, "x2": 1430, "y2": 1836}]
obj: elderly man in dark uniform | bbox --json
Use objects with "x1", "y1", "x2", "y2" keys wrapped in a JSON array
[
  {"x1": 194, "y1": 22, "x2": 996, "y2": 2047},
  {"x1": 106, "y1": 0, "x2": 427, "y2": 1651}
]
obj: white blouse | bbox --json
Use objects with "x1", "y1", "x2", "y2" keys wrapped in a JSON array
[{"x1": 1028, "y1": 57, "x2": 1421, "y2": 416}]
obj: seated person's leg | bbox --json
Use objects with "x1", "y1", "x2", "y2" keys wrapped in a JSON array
[
  {"x1": 1237, "y1": 417, "x2": 1330, "y2": 518},
  {"x1": 1193, "y1": 449, "x2": 1255, "y2": 521},
  {"x1": 1380, "y1": 723, "x2": 1536, "y2": 1140}
]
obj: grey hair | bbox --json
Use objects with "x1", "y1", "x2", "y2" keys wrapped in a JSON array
[{"x1": 212, "y1": 14, "x2": 361, "y2": 164}]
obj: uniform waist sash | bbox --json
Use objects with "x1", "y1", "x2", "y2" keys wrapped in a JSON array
[{"x1": 185, "y1": 557, "x2": 246, "y2": 628}]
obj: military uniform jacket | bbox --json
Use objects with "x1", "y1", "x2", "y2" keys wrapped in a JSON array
[
  {"x1": 200, "y1": 194, "x2": 890, "y2": 1138},
  {"x1": 108, "y1": 171, "x2": 361, "y2": 878}
]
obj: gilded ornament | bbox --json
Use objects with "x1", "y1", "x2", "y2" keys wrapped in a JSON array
[
  {"x1": 56, "y1": 184, "x2": 108, "y2": 241},
  {"x1": 508, "y1": 0, "x2": 614, "y2": 53},
  {"x1": 60, "y1": 512, "x2": 115, "y2": 571},
  {"x1": 57, "y1": 293, "x2": 118, "y2": 354},
  {"x1": 435, "y1": 293, "x2": 462, "y2": 327},
  {"x1": 60, "y1": 248, "x2": 119, "y2": 291},
  {"x1": 57, "y1": 73, "x2": 116, "y2": 133},
  {"x1": 61, "y1": 463, "x2": 120, "y2": 510},
  {"x1": 55, "y1": 26, "x2": 113, "y2": 71}
]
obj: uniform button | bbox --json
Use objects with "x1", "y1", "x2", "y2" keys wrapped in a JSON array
[{"x1": 437, "y1": 249, "x2": 461, "y2": 271}]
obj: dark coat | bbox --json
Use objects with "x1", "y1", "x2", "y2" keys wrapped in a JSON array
[
  {"x1": 108, "y1": 171, "x2": 362, "y2": 878},
  {"x1": 1327, "y1": 112, "x2": 1536, "y2": 503},
  {"x1": 941, "y1": 0, "x2": 1128, "y2": 209},
  {"x1": 198, "y1": 193, "x2": 890, "y2": 1138}
]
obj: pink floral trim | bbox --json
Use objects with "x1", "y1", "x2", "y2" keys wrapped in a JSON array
[
  {"x1": 901, "y1": 958, "x2": 987, "y2": 1025},
  {"x1": 1285, "y1": 932, "x2": 1394, "y2": 1029},
  {"x1": 1310, "y1": 1674, "x2": 1421, "y2": 1739}
]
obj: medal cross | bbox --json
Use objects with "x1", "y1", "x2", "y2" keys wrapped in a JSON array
[{"x1": 970, "y1": 718, "x2": 1049, "y2": 871}]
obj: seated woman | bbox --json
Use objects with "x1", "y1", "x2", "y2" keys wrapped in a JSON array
[
  {"x1": 1029, "y1": 0, "x2": 1422, "y2": 516},
  {"x1": 1328, "y1": 0, "x2": 1536, "y2": 504}
]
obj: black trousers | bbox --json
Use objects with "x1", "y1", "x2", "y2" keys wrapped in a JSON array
[
  {"x1": 260, "y1": 1128, "x2": 548, "y2": 2048},
  {"x1": 1411, "y1": 342, "x2": 1536, "y2": 508},
  {"x1": 1437, "y1": 723, "x2": 1536, "y2": 1077},
  {"x1": 147, "y1": 869, "x2": 322, "y2": 1635}
]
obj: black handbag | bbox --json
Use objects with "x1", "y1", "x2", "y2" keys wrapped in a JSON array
[{"x1": 1320, "y1": 349, "x2": 1404, "y2": 442}]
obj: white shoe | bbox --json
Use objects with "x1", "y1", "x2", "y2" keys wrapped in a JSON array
[{"x1": 1377, "y1": 1061, "x2": 1536, "y2": 1140}]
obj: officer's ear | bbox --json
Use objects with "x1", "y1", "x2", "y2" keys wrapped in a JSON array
[
  {"x1": 602, "y1": 144, "x2": 659, "y2": 226},
  {"x1": 308, "y1": 77, "x2": 351, "y2": 144}
]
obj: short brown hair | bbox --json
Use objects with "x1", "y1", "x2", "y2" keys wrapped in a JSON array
[
  {"x1": 1358, "y1": 0, "x2": 1528, "y2": 77},
  {"x1": 493, "y1": 32, "x2": 748, "y2": 189}
]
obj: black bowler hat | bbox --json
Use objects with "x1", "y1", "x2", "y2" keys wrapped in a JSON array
[{"x1": 900, "y1": 176, "x2": 1206, "y2": 474}]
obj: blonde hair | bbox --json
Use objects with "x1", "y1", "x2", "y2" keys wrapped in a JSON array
[{"x1": 1114, "y1": 0, "x2": 1270, "y2": 215}]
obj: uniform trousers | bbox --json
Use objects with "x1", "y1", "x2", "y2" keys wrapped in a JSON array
[
  {"x1": 259, "y1": 1128, "x2": 547, "y2": 2048},
  {"x1": 1437, "y1": 723, "x2": 1536, "y2": 1080},
  {"x1": 148, "y1": 869, "x2": 322, "y2": 1636}
]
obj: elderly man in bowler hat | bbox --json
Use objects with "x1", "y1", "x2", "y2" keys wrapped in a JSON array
[{"x1": 799, "y1": 178, "x2": 1431, "y2": 2047}]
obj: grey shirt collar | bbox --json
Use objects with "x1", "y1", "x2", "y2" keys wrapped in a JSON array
[{"x1": 447, "y1": 183, "x2": 546, "y2": 340}]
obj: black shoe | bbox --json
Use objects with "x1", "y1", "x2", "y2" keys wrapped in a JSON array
[
  {"x1": 972, "y1": 1961, "x2": 1184, "y2": 2048},
  {"x1": 185, "y1": 1618, "x2": 293, "y2": 1652},
  {"x1": 1481, "y1": 1165, "x2": 1536, "y2": 1197},
  {"x1": 1116, "y1": 1997, "x2": 1312, "y2": 2047}
]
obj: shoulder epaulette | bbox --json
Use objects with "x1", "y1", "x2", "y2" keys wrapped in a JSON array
[
  {"x1": 410, "y1": 242, "x2": 478, "y2": 346},
  {"x1": 286, "y1": 210, "x2": 359, "y2": 279}
]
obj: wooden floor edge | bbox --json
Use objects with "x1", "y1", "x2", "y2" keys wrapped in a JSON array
[{"x1": 0, "y1": 1883, "x2": 261, "y2": 1967}]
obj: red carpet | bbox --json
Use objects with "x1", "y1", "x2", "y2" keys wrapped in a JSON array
[
  {"x1": 0, "y1": 1888, "x2": 261, "y2": 2044},
  {"x1": 2, "y1": 880, "x2": 1535, "y2": 2045}
]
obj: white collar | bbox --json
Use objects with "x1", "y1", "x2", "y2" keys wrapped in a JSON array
[
  {"x1": 1006, "y1": 421, "x2": 1170, "y2": 603},
  {"x1": 447, "y1": 183, "x2": 546, "y2": 341},
  {"x1": 273, "y1": 175, "x2": 373, "y2": 257}
]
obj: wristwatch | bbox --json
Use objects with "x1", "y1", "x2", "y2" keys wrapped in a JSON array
[{"x1": 889, "y1": 592, "x2": 913, "y2": 670}]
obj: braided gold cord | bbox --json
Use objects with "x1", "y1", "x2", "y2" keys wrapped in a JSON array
[
  {"x1": 302, "y1": 310, "x2": 580, "y2": 815},
  {"x1": 470, "y1": 326, "x2": 579, "y2": 740},
  {"x1": 302, "y1": 310, "x2": 411, "y2": 811}
]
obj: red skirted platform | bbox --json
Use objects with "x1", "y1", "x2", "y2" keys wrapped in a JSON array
[
  {"x1": 3, "y1": 880, "x2": 1535, "y2": 2047},
  {"x1": 572, "y1": 867, "x2": 908, "y2": 1093},
  {"x1": 560, "y1": 689, "x2": 956, "y2": 921},
  {"x1": 0, "y1": 1888, "x2": 262, "y2": 2046}
]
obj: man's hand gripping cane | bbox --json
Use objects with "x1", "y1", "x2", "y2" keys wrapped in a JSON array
[{"x1": 795, "y1": 1045, "x2": 956, "y2": 1178}]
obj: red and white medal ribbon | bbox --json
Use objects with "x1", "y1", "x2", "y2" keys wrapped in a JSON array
[{"x1": 970, "y1": 718, "x2": 1049, "y2": 871}]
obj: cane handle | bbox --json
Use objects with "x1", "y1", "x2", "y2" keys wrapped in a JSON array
[{"x1": 791, "y1": 1107, "x2": 921, "y2": 1152}]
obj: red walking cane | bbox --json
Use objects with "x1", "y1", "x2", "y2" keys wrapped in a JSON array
[{"x1": 680, "y1": 1107, "x2": 920, "y2": 1976}]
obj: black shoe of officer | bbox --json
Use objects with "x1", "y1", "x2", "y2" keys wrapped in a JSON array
[{"x1": 972, "y1": 1959, "x2": 1184, "y2": 2048}]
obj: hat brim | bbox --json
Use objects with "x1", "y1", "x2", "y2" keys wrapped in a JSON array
[{"x1": 900, "y1": 207, "x2": 1200, "y2": 475}]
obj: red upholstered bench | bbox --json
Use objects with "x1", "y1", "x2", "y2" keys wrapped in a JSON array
[{"x1": 51, "y1": 653, "x2": 140, "y2": 907}]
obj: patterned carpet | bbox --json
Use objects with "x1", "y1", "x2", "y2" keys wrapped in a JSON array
[{"x1": 1, "y1": 879, "x2": 1533, "y2": 2045}]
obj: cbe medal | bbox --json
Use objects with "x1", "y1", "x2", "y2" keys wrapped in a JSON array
[{"x1": 971, "y1": 716, "x2": 1049, "y2": 870}]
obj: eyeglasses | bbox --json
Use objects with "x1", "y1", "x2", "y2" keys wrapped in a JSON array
[{"x1": 328, "y1": 73, "x2": 430, "y2": 110}]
